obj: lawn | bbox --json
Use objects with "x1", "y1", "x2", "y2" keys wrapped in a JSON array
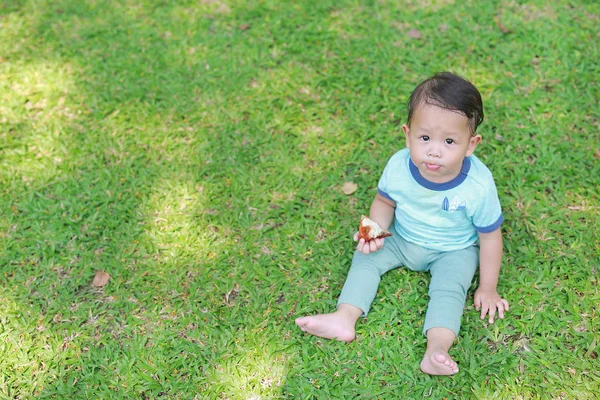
[{"x1": 1, "y1": 0, "x2": 599, "y2": 398}]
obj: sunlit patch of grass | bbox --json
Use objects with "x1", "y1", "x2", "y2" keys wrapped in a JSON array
[
  {"x1": 0, "y1": 295, "x2": 77, "y2": 399},
  {"x1": 206, "y1": 334, "x2": 288, "y2": 399},
  {"x1": 141, "y1": 176, "x2": 220, "y2": 261},
  {"x1": 378, "y1": 0, "x2": 456, "y2": 13},
  {"x1": 0, "y1": 59, "x2": 77, "y2": 185}
]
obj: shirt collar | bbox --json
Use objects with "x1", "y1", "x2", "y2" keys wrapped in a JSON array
[{"x1": 409, "y1": 157, "x2": 471, "y2": 191}]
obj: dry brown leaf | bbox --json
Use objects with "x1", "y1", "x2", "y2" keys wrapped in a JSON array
[
  {"x1": 342, "y1": 182, "x2": 358, "y2": 195},
  {"x1": 407, "y1": 29, "x2": 422, "y2": 39},
  {"x1": 494, "y1": 16, "x2": 511, "y2": 33},
  {"x1": 92, "y1": 271, "x2": 110, "y2": 287},
  {"x1": 261, "y1": 246, "x2": 273, "y2": 255}
]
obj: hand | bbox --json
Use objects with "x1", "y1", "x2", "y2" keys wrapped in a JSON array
[
  {"x1": 474, "y1": 288, "x2": 509, "y2": 324},
  {"x1": 353, "y1": 232, "x2": 385, "y2": 255}
]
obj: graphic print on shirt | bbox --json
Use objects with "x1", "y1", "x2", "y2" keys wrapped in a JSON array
[{"x1": 442, "y1": 196, "x2": 466, "y2": 212}]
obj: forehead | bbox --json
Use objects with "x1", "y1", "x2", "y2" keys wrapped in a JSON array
[{"x1": 411, "y1": 104, "x2": 471, "y2": 135}]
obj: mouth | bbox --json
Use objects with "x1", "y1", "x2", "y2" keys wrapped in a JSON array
[{"x1": 425, "y1": 163, "x2": 441, "y2": 171}]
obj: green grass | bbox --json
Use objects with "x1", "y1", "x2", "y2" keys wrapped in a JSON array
[{"x1": 1, "y1": 0, "x2": 599, "y2": 398}]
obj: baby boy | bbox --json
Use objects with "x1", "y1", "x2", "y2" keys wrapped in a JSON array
[{"x1": 296, "y1": 72, "x2": 509, "y2": 375}]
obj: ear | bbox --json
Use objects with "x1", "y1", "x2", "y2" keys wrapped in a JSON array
[
  {"x1": 402, "y1": 124, "x2": 411, "y2": 148},
  {"x1": 466, "y1": 134, "x2": 482, "y2": 157}
]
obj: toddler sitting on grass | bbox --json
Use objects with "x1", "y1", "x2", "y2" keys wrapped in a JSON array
[{"x1": 296, "y1": 72, "x2": 509, "y2": 375}]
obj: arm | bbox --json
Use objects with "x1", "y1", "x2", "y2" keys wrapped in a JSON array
[
  {"x1": 370, "y1": 193, "x2": 396, "y2": 229},
  {"x1": 354, "y1": 193, "x2": 396, "y2": 255},
  {"x1": 474, "y1": 228, "x2": 509, "y2": 323}
]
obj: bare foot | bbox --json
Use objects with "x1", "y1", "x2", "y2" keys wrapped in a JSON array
[
  {"x1": 295, "y1": 312, "x2": 357, "y2": 342},
  {"x1": 420, "y1": 351, "x2": 459, "y2": 375}
]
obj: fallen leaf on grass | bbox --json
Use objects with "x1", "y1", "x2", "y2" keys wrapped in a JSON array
[
  {"x1": 276, "y1": 293, "x2": 285, "y2": 304},
  {"x1": 494, "y1": 16, "x2": 511, "y2": 34},
  {"x1": 342, "y1": 182, "x2": 358, "y2": 195},
  {"x1": 92, "y1": 271, "x2": 110, "y2": 287},
  {"x1": 224, "y1": 284, "x2": 240, "y2": 305},
  {"x1": 407, "y1": 29, "x2": 422, "y2": 39},
  {"x1": 261, "y1": 246, "x2": 273, "y2": 255}
]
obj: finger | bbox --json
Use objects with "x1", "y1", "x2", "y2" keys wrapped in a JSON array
[
  {"x1": 377, "y1": 238, "x2": 384, "y2": 249},
  {"x1": 362, "y1": 244, "x2": 371, "y2": 255},
  {"x1": 357, "y1": 238, "x2": 365, "y2": 252},
  {"x1": 363, "y1": 240, "x2": 373, "y2": 255},
  {"x1": 354, "y1": 232, "x2": 359, "y2": 242},
  {"x1": 368, "y1": 240, "x2": 378, "y2": 253},
  {"x1": 474, "y1": 294, "x2": 481, "y2": 310},
  {"x1": 498, "y1": 299, "x2": 509, "y2": 319},
  {"x1": 488, "y1": 303, "x2": 497, "y2": 324},
  {"x1": 497, "y1": 302, "x2": 505, "y2": 319},
  {"x1": 480, "y1": 302, "x2": 489, "y2": 320}
]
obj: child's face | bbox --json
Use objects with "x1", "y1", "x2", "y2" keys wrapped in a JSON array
[{"x1": 403, "y1": 104, "x2": 481, "y2": 184}]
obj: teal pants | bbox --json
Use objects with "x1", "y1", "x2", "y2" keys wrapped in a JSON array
[{"x1": 337, "y1": 225, "x2": 479, "y2": 336}]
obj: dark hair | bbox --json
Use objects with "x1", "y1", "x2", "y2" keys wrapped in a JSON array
[{"x1": 407, "y1": 72, "x2": 484, "y2": 134}]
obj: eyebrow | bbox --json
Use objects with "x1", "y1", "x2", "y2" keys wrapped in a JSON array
[{"x1": 417, "y1": 127, "x2": 463, "y2": 137}]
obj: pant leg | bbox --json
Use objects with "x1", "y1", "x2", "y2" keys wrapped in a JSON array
[
  {"x1": 423, "y1": 245, "x2": 479, "y2": 336},
  {"x1": 337, "y1": 231, "x2": 407, "y2": 315}
]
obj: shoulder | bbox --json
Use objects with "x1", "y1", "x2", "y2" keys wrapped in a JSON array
[
  {"x1": 385, "y1": 147, "x2": 410, "y2": 168},
  {"x1": 462, "y1": 155, "x2": 501, "y2": 200},
  {"x1": 466, "y1": 155, "x2": 495, "y2": 186},
  {"x1": 379, "y1": 148, "x2": 410, "y2": 188}
]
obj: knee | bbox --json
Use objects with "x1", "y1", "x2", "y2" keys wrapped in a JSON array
[
  {"x1": 428, "y1": 285, "x2": 467, "y2": 304},
  {"x1": 349, "y1": 261, "x2": 383, "y2": 278}
]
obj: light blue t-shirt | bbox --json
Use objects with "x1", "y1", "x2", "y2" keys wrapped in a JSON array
[{"x1": 378, "y1": 148, "x2": 503, "y2": 252}]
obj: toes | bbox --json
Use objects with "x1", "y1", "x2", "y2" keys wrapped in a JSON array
[
  {"x1": 295, "y1": 317, "x2": 311, "y2": 328},
  {"x1": 431, "y1": 353, "x2": 458, "y2": 373}
]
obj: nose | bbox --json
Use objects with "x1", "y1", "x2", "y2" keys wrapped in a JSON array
[{"x1": 427, "y1": 145, "x2": 441, "y2": 158}]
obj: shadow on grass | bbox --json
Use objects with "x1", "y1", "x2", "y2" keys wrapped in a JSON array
[{"x1": 0, "y1": 1, "x2": 367, "y2": 397}]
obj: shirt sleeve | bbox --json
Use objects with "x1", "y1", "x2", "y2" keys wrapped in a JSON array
[
  {"x1": 377, "y1": 157, "x2": 394, "y2": 201},
  {"x1": 472, "y1": 176, "x2": 503, "y2": 233}
]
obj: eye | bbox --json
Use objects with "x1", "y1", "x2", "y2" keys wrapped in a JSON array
[
  {"x1": 420, "y1": 135, "x2": 430, "y2": 142},
  {"x1": 445, "y1": 138, "x2": 454, "y2": 145}
]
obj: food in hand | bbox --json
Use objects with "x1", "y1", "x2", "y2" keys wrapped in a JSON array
[{"x1": 358, "y1": 215, "x2": 392, "y2": 241}]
